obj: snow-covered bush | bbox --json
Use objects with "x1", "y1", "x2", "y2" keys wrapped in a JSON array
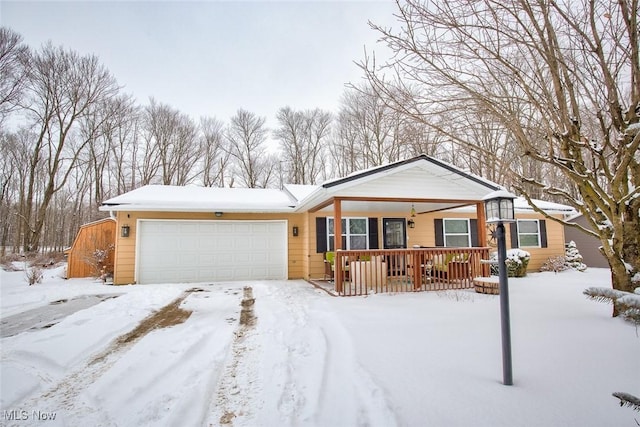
[
  {"x1": 565, "y1": 241, "x2": 587, "y2": 271},
  {"x1": 81, "y1": 243, "x2": 115, "y2": 280},
  {"x1": 490, "y1": 249, "x2": 531, "y2": 277},
  {"x1": 539, "y1": 256, "x2": 570, "y2": 273},
  {"x1": 539, "y1": 242, "x2": 588, "y2": 273},
  {"x1": 24, "y1": 263, "x2": 43, "y2": 285}
]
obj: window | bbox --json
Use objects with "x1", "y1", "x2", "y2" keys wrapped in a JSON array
[
  {"x1": 327, "y1": 217, "x2": 368, "y2": 250},
  {"x1": 517, "y1": 220, "x2": 540, "y2": 247},
  {"x1": 443, "y1": 219, "x2": 471, "y2": 247}
]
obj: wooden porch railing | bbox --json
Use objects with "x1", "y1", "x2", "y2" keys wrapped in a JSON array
[{"x1": 333, "y1": 247, "x2": 491, "y2": 296}]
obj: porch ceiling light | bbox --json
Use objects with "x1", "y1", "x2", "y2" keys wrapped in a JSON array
[
  {"x1": 482, "y1": 190, "x2": 516, "y2": 224},
  {"x1": 410, "y1": 204, "x2": 416, "y2": 217}
]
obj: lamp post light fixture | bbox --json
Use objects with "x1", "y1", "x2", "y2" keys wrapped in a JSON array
[{"x1": 482, "y1": 189, "x2": 517, "y2": 386}]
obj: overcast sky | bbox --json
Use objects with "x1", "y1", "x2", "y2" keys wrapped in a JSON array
[{"x1": 1, "y1": 1, "x2": 397, "y2": 126}]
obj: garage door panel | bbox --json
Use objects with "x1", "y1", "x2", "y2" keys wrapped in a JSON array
[
  {"x1": 252, "y1": 252, "x2": 268, "y2": 263},
  {"x1": 137, "y1": 220, "x2": 287, "y2": 284},
  {"x1": 198, "y1": 253, "x2": 216, "y2": 264},
  {"x1": 199, "y1": 223, "x2": 216, "y2": 233},
  {"x1": 198, "y1": 239, "x2": 216, "y2": 251},
  {"x1": 251, "y1": 238, "x2": 269, "y2": 250}
]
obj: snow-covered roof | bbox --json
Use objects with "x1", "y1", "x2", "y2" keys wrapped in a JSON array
[
  {"x1": 102, "y1": 156, "x2": 572, "y2": 215},
  {"x1": 283, "y1": 184, "x2": 319, "y2": 202},
  {"x1": 446, "y1": 197, "x2": 577, "y2": 216},
  {"x1": 513, "y1": 198, "x2": 577, "y2": 215},
  {"x1": 100, "y1": 185, "x2": 297, "y2": 213}
]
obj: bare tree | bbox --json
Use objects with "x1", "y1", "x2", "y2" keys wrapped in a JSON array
[
  {"x1": 0, "y1": 131, "x2": 21, "y2": 255},
  {"x1": 451, "y1": 111, "x2": 519, "y2": 187},
  {"x1": 336, "y1": 85, "x2": 407, "y2": 169},
  {"x1": 399, "y1": 116, "x2": 445, "y2": 159},
  {"x1": 138, "y1": 119, "x2": 161, "y2": 186},
  {"x1": 104, "y1": 95, "x2": 140, "y2": 195},
  {"x1": 200, "y1": 116, "x2": 230, "y2": 187},
  {"x1": 330, "y1": 108, "x2": 363, "y2": 177},
  {"x1": 140, "y1": 98, "x2": 200, "y2": 186},
  {"x1": 362, "y1": 0, "x2": 639, "y2": 296},
  {"x1": 19, "y1": 43, "x2": 119, "y2": 252},
  {"x1": 1, "y1": 128, "x2": 42, "y2": 253},
  {"x1": 274, "y1": 107, "x2": 332, "y2": 184},
  {"x1": 225, "y1": 109, "x2": 272, "y2": 188},
  {"x1": 0, "y1": 27, "x2": 29, "y2": 126}
]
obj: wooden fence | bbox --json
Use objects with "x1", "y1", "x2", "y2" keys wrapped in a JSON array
[{"x1": 65, "y1": 218, "x2": 116, "y2": 278}]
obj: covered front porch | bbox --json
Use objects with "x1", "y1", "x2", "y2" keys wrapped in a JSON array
[
  {"x1": 319, "y1": 247, "x2": 491, "y2": 296},
  {"x1": 296, "y1": 156, "x2": 502, "y2": 296}
]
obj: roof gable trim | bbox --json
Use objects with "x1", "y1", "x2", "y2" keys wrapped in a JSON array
[{"x1": 322, "y1": 155, "x2": 501, "y2": 191}]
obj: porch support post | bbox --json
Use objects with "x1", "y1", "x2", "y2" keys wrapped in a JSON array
[
  {"x1": 334, "y1": 198, "x2": 343, "y2": 292},
  {"x1": 476, "y1": 202, "x2": 489, "y2": 277},
  {"x1": 334, "y1": 198, "x2": 342, "y2": 251},
  {"x1": 476, "y1": 202, "x2": 487, "y2": 247}
]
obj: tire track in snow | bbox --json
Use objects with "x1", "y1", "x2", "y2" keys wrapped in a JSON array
[
  {"x1": 13, "y1": 289, "x2": 199, "y2": 425},
  {"x1": 209, "y1": 287, "x2": 261, "y2": 425},
  {"x1": 248, "y1": 281, "x2": 399, "y2": 426},
  {"x1": 313, "y1": 310, "x2": 400, "y2": 427}
]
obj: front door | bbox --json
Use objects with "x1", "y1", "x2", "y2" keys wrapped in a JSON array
[{"x1": 383, "y1": 218, "x2": 407, "y2": 249}]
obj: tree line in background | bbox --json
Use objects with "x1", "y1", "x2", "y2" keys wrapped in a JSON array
[
  {"x1": 0, "y1": 26, "x2": 537, "y2": 255},
  {"x1": 0, "y1": 0, "x2": 638, "y2": 296}
]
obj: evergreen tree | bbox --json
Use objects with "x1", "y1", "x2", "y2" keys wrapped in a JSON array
[{"x1": 565, "y1": 241, "x2": 587, "y2": 272}]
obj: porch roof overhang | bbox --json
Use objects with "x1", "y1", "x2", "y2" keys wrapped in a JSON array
[
  {"x1": 304, "y1": 197, "x2": 481, "y2": 215},
  {"x1": 295, "y1": 155, "x2": 502, "y2": 214}
]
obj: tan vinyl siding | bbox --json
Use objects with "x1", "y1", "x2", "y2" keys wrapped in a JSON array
[
  {"x1": 306, "y1": 210, "x2": 567, "y2": 279},
  {"x1": 114, "y1": 208, "x2": 567, "y2": 284},
  {"x1": 511, "y1": 214, "x2": 566, "y2": 271},
  {"x1": 113, "y1": 211, "x2": 305, "y2": 285}
]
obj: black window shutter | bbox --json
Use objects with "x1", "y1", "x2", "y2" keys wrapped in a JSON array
[
  {"x1": 316, "y1": 217, "x2": 327, "y2": 253},
  {"x1": 470, "y1": 219, "x2": 478, "y2": 247},
  {"x1": 510, "y1": 222, "x2": 519, "y2": 248},
  {"x1": 435, "y1": 219, "x2": 444, "y2": 247},
  {"x1": 539, "y1": 220, "x2": 548, "y2": 248},
  {"x1": 368, "y1": 217, "x2": 379, "y2": 249}
]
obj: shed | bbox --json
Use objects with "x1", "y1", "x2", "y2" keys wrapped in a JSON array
[
  {"x1": 564, "y1": 213, "x2": 609, "y2": 268},
  {"x1": 65, "y1": 218, "x2": 116, "y2": 278}
]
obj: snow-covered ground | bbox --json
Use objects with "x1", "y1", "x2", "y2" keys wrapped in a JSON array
[{"x1": 1, "y1": 265, "x2": 638, "y2": 426}]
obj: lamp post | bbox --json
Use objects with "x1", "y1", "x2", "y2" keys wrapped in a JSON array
[{"x1": 482, "y1": 190, "x2": 517, "y2": 386}]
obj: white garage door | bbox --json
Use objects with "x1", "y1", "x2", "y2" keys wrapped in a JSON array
[{"x1": 136, "y1": 220, "x2": 287, "y2": 284}]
